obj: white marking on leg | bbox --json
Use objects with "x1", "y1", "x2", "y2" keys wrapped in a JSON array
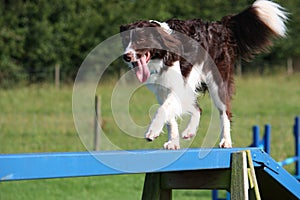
[
  {"x1": 219, "y1": 112, "x2": 232, "y2": 148},
  {"x1": 178, "y1": 62, "x2": 204, "y2": 140},
  {"x1": 205, "y1": 72, "x2": 232, "y2": 148},
  {"x1": 164, "y1": 118, "x2": 180, "y2": 150},
  {"x1": 145, "y1": 61, "x2": 184, "y2": 143},
  {"x1": 145, "y1": 106, "x2": 166, "y2": 141},
  {"x1": 182, "y1": 106, "x2": 201, "y2": 139},
  {"x1": 145, "y1": 91, "x2": 182, "y2": 141}
]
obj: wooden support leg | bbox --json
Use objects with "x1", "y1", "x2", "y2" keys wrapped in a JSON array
[
  {"x1": 230, "y1": 151, "x2": 249, "y2": 200},
  {"x1": 160, "y1": 189, "x2": 172, "y2": 200},
  {"x1": 141, "y1": 173, "x2": 172, "y2": 200},
  {"x1": 230, "y1": 151, "x2": 261, "y2": 200},
  {"x1": 141, "y1": 151, "x2": 260, "y2": 200}
]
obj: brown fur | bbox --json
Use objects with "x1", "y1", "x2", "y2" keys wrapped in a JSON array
[{"x1": 120, "y1": 5, "x2": 283, "y2": 121}]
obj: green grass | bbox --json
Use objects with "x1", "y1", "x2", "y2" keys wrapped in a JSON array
[
  {"x1": 0, "y1": 84, "x2": 84, "y2": 153},
  {"x1": 0, "y1": 74, "x2": 299, "y2": 200}
]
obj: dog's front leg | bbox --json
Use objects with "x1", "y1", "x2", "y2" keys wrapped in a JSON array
[
  {"x1": 164, "y1": 117, "x2": 180, "y2": 149},
  {"x1": 145, "y1": 92, "x2": 181, "y2": 145},
  {"x1": 144, "y1": 105, "x2": 167, "y2": 141},
  {"x1": 182, "y1": 104, "x2": 201, "y2": 139}
]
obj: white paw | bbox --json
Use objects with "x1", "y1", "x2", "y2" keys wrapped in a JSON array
[
  {"x1": 145, "y1": 130, "x2": 160, "y2": 141},
  {"x1": 181, "y1": 130, "x2": 196, "y2": 140},
  {"x1": 163, "y1": 140, "x2": 180, "y2": 150},
  {"x1": 219, "y1": 138, "x2": 232, "y2": 148}
]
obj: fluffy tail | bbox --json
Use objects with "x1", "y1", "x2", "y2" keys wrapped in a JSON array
[{"x1": 229, "y1": 0, "x2": 288, "y2": 60}]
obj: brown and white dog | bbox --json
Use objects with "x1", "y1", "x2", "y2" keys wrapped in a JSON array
[{"x1": 120, "y1": 0, "x2": 287, "y2": 149}]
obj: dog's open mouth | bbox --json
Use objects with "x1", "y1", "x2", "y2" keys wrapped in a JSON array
[{"x1": 132, "y1": 51, "x2": 151, "y2": 83}]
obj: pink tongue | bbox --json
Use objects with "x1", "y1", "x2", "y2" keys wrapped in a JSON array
[{"x1": 135, "y1": 55, "x2": 150, "y2": 83}]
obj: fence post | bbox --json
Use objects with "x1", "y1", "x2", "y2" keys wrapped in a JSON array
[
  {"x1": 236, "y1": 57, "x2": 242, "y2": 76},
  {"x1": 55, "y1": 64, "x2": 60, "y2": 89},
  {"x1": 294, "y1": 116, "x2": 300, "y2": 178},
  {"x1": 287, "y1": 57, "x2": 293, "y2": 75},
  {"x1": 94, "y1": 96, "x2": 101, "y2": 151}
]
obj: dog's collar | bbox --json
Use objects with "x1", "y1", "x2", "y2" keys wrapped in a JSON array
[{"x1": 149, "y1": 20, "x2": 173, "y2": 35}]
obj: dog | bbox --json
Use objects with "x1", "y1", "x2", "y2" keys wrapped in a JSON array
[{"x1": 120, "y1": 0, "x2": 287, "y2": 149}]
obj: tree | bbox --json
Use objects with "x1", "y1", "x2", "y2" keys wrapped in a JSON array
[{"x1": 0, "y1": 0, "x2": 299, "y2": 87}]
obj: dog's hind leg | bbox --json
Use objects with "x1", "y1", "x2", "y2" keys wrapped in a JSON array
[
  {"x1": 218, "y1": 110, "x2": 232, "y2": 148},
  {"x1": 206, "y1": 80, "x2": 232, "y2": 148}
]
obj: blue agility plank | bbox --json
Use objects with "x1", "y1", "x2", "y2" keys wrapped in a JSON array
[
  {"x1": 0, "y1": 148, "x2": 299, "y2": 198},
  {"x1": 0, "y1": 148, "x2": 251, "y2": 180}
]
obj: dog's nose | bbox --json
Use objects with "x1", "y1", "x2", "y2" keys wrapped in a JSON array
[{"x1": 123, "y1": 52, "x2": 133, "y2": 62}]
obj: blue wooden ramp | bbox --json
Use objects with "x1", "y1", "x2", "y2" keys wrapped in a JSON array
[{"x1": 0, "y1": 148, "x2": 299, "y2": 199}]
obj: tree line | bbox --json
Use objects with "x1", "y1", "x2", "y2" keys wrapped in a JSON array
[{"x1": 0, "y1": 0, "x2": 299, "y2": 87}]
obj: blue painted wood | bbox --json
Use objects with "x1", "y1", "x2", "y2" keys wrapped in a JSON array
[
  {"x1": 264, "y1": 124, "x2": 271, "y2": 154},
  {"x1": 0, "y1": 148, "x2": 299, "y2": 198},
  {"x1": 251, "y1": 148, "x2": 300, "y2": 198},
  {"x1": 278, "y1": 156, "x2": 298, "y2": 167},
  {"x1": 274, "y1": 116, "x2": 300, "y2": 180},
  {"x1": 252, "y1": 126, "x2": 260, "y2": 147},
  {"x1": 0, "y1": 148, "x2": 252, "y2": 181},
  {"x1": 250, "y1": 125, "x2": 271, "y2": 154}
]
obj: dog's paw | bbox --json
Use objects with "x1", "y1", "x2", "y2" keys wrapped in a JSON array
[
  {"x1": 163, "y1": 140, "x2": 180, "y2": 150},
  {"x1": 219, "y1": 138, "x2": 232, "y2": 148},
  {"x1": 145, "y1": 130, "x2": 160, "y2": 141},
  {"x1": 182, "y1": 130, "x2": 196, "y2": 140},
  {"x1": 181, "y1": 124, "x2": 197, "y2": 140}
]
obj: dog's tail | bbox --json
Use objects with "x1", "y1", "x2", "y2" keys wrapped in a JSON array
[{"x1": 228, "y1": 0, "x2": 288, "y2": 60}]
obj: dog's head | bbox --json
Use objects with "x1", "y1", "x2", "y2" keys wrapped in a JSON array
[{"x1": 120, "y1": 20, "x2": 181, "y2": 82}]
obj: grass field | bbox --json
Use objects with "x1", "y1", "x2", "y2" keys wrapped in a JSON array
[{"x1": 0, "y1": 74, "x2": 299, "y2": 200}]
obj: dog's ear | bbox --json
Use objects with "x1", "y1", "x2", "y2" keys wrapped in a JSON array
[
  {"x1": 155, "y1": 28, "x2": 182, "y2": 66},
  {"x1": 120, "y1": 25, "x2": 128, "y2": 33}
]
